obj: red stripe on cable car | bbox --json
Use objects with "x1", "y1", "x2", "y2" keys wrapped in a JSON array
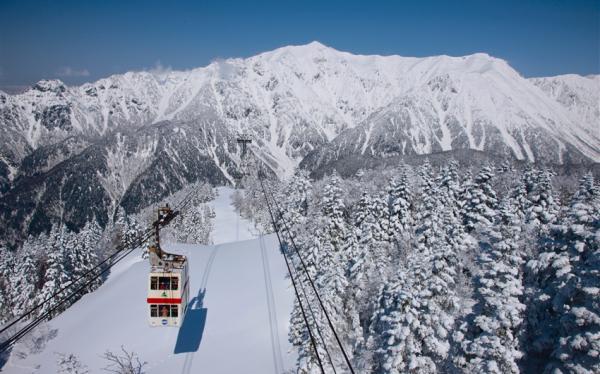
[{"x1": 147, "y1": 298, "x2": 182, "y2": 304}]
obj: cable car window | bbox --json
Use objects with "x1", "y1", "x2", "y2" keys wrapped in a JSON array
[
  {"x1": 151, "y1": 304, "x2": 179, "y2": 318},
  {"x1": 150, "y1": 277, "x2": 158, "y2": 290},
  {"x1": 159, "y1": 277, "x2": 171, "y2": 290},
  {"x1": 159, "y1": 305, "x2": 170, "y2": 317},
  {"x1": 171, "y1": 277, "x2": 179, "y2": 290}
]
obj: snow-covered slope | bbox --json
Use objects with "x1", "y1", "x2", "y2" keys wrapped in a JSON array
[
  {"x1": 1, "y1": 42, "x2": 599, "y2": 245},
  {"x1": 299, "y1": 55, "x2": 600, "y2": 170},
  {"x1": 530, "y1": 74, "x2": 600, "y2": 133},
  {"x1": 1, "y1": 42, "x2": 598, "y2": 170},
  {"x1": 2, "y1": 188, "x2": 296, "y2": 373}
]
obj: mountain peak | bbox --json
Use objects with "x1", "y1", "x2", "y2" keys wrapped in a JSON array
[
  {"x1": 305, "y1": 40, "x2": 329, "y2": 49},
  {"x1": 32, "y1": 79, "x2": 67, "y2": 93},
  {"x1": 465, "y1": 52, "x2": 493, "y2": 59},
  {"x1": 265, "y1": 41, "x2": 338, "y2": 58}
]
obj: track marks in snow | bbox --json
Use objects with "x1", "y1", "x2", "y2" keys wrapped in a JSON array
[
  {"x1": 178, "y1": 246, "x2": 219, "y2": 374},
  {"x1": 181, "y1": 351, "x2": 194, "y2": 374},
  {"x1": 259, "y1": 234, "x2": 284, "y2": 374},
  {"x1": 200, "y1": 245, "x2": 220, "y2": 291}
]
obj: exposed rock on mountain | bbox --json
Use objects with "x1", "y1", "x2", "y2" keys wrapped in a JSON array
[{"x1": 0, "y1": 42, "x2": 598, "y2": 245}]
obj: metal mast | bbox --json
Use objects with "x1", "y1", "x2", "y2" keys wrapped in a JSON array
[{"x1": 236, "y1": 134, "x2": 252, "y2": 159}]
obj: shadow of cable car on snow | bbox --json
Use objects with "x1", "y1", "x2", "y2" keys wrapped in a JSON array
[{"x1": 174, "y1": 288, "x2": 207, "y2": 354}]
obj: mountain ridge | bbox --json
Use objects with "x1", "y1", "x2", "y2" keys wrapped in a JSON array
[{"x1": 0, "y1": 42, "x2": 598, "y2": 245}]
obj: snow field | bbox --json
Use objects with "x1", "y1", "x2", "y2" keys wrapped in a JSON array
[{"x1": 4, "y1": 188, "x2": 296, "y2": 373}]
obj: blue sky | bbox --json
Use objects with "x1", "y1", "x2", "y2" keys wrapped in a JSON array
[{"x1": 0, "y1": 0, "x2": 598, "y2": 90}]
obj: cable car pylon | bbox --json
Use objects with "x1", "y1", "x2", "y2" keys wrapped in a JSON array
[
  {"x1": 236, "y1": 133, "x2": 253, "y2": 188},
  {"x1": 236, "y1": 133, "x2": 252, "y2": 159}
]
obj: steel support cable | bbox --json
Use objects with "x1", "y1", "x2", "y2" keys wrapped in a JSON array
[
  {"x1": 0, "y1": 230, "x2": 153, "y2": 353},
  {"x1": 258, "y1": 176, "x2": 326, "y2": 374},
  {"x1": 258, "y1": 177, "x2": 337, "y2": 372},
  {"x1": 262, "y1": 179, "x2": 357, "y2": 374},
  {"x1": 0, "y1": 226, "x2": 154, "y2": 336},
  {"x1": 280, "y1": 230, "x2": 338, "y2": 374},
  {"x1": 0, "y1": 186, "x2": 196, "y2": 341}
]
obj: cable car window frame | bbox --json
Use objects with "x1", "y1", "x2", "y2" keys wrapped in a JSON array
[
  {"x1": 150, "y1": 276, "x2": 179, "y2": 290},
  {"x1": 158, "y1": 277, "x2": 171, "y2": 290},
  {"x1": 150, "y1": 304, "x2": 178, "y2": 318}
]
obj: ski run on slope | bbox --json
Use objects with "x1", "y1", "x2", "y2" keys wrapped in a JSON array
[{"x1": 3, "y1": 188, "x2": 297, "y2": 373}]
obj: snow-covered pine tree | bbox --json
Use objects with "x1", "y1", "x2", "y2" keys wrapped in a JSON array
[
  {"x1": 186, "y1": 205, "x2": 204, "y2": 244},
  {"x1": 348, "y1": 208, "x2": 375, "y2": 299},
  {"x1": 37, "y1": 226, "x2": 72, "y2": 319},
  {"x1": 454, "y1": 198, "x2": 525, "y2": 374},
  {"x1": 71, "y1": 221, "x2": 102, "y2": 294},
  {"x1": 510, "y1": 172, "x2": 531, "y2": 225},
  {"x1": 353, "y1": 190, "x2": 373, "y2": 231},
  {"x1": 512, "y1": 167, "x2": 559, "y2": 229},
  {"x1": 288, "y1": 172, "x2": 363, "y2": 372},
  {"x1": 387, "y1": 167, "x2": 413, "y2": 241},
  {"x1": 368, "y1": 272, "x2": 425, "y2": 373},
  {"x1": 118, "y1": 211, "x2": 145, "y2": 249},
  {"x1": 10, "y1": 239, "x2": 40, "y2": 318},
  {"x1": 371, "y1": 165, "x2": 465, "y2": 373},
  {"x1": 526, "y1": 169, "x2": 559, "y2": 227},
  {"x1": 527, "y1": 173, "x2": 600, "y2": 373},
  {"x1": 288, "y1": 295, "x2": 324, "y2": 374},
  {"x1": 414, "y1": 160, "x2": 437, "y2": 246},
  {"x1": 0, "y1": 247, "x2": 15, "y2": 324},
  {"x1": 371, "y1": 192, "x2": 391, "y2": 243},
  {"x1": 278, "y1": 170, "x2": 312, "y2": 241},
  {"x1": 348, "y1": 198, "x2": 389, "y2": 327},
  {"x1": 438, "y1": 160, "x2": 463, "y2": 216},
  {"x1": 320, "y1": 172, "x2": 348, "y2": 253},
  {"x1": 497, "y1": 160, "x2": 513, "y2": 174},
  {"x1": 317, "y1": 172, "x2": 362, "y2": 364},
  {"x1": 461, "y1": 166, "x2": 498, "y2": 232}
]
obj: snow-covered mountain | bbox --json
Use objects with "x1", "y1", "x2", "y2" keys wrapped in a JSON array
[
  {"x1": 300, "y1": 58, "x2": 599, "y2": 172},
  {"x1": 530, "y1": 74, "x2": 600, "y2": 132},
  {"x1": 2, "y1": 42, "x2": 598, "y2": 169},
  {"x1": 0, "y1": 42, "x2": 598, "y2": 244}
]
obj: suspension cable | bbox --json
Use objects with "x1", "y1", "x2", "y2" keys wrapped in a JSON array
[
  {"x1": 0, "y1": 230, "x2": 152, "y2": 353},
  {"x1": 257, "y1": 175, "x2": 337, "y2": 372},
  {"x1": 258, "y1": 175, "x2": 326, "y2": 374},
  {"x1": 261, "y1": 178, "x2": 356, "y2": 374},
  {"x1": 0, "y1": 226, "x2": 153, "y2": 336},
  {"x1": 0, "y1": 185, "x2": 197, "y2": 349},
  {"x1": 278, "y1": 223, "x2": 338, "y2": 374}
]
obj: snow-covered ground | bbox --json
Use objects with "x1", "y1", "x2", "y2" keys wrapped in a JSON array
[
  {"x1": 209, "y1": 187, "x2": 259, "y2": 244},
  {"x1": 2, "y1": 188, "x2": 296, "y2": 373}
]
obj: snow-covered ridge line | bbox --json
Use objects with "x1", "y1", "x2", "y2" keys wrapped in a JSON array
[
  {"x1": 1, "y1": 41, "x2": 598, "y2": 168},
  {"x1": 0, "y1": 42, "x2": 599, "y2": 245}
]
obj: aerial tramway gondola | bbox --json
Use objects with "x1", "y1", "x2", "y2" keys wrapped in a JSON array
[{"x1": 146, "y1": 206, "x2": 190, "y2": 327}]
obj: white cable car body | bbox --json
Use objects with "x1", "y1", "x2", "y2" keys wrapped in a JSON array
[
  {"x1": 147, "y1": 256, "x2": 189, "y2": 327},
  {"x1": 146, "y1": 206, "x2": 189, "y2": 327}
]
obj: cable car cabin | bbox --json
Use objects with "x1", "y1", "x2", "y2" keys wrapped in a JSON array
[{"x1": 147, "y1": 244, "x2": 189, "y2": 327}]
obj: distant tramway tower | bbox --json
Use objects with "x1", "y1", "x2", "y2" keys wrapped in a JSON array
[{"x1": 236, "y1": 133, "x2": 253, "y2": 186}]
